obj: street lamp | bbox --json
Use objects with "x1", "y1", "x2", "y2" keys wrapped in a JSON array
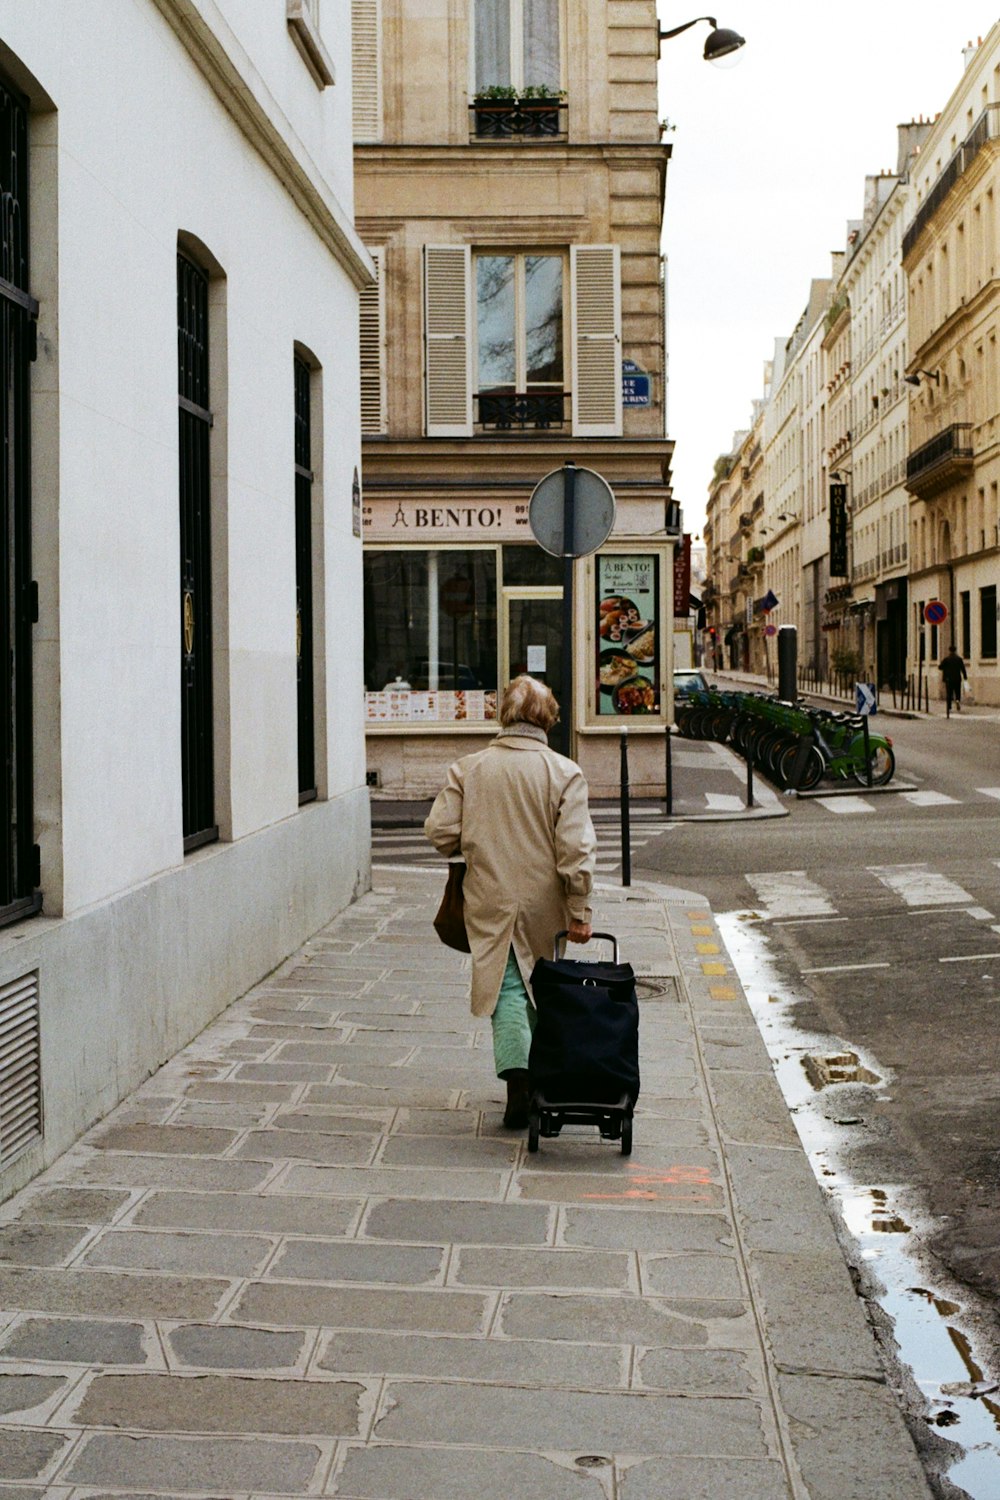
[
  {"x1": 904, "y1": 369, "x2": 940, "y2": 386},
  {"x1": 658, "y1": 15, "x2": 746, "y2": 65}
]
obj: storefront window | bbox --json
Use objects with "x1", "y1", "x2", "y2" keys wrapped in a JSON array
[
  {"x1": 502, "y1": 546, "x2": 563, "y2": 586},
  {"x1": 595, "y1": 554, "x2": 661, "y2": 716},
  {"x1": 364, "y1": 549, "x2": 498, "y2": 722}
]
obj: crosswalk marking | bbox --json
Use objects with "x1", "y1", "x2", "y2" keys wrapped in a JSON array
[
  {"x1": 746, "y1": 871, "x2": 837, "y2": 918},
  {"x1": 900, "y1": 790, "x2": 959, "y2": 807},
  {"x1": 704, "y1": 793, "x2": 745, "y2": 811},
  {"x1": 978, "y1": 788, "x2": 1000, "y2": 800},
  {"x1": 869, "y1": 864, "x2": 973, "y2": 907},
  {"x1": 813, "y1": 796, "x2": 874, "y2": 815}
]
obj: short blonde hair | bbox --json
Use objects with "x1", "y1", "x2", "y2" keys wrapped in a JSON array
[{"x1": 499, "y1": 675, "x2": 559, "y2": 731}]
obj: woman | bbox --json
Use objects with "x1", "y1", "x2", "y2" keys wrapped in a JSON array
[{"x1": 424, "y1": 675, "x2": 597, "y2": 1128}]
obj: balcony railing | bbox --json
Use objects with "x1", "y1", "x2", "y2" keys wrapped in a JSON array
[
  {"x1": 471, "y1": 99, "x2": 567, "y2": 139},
  {"x1": 903, "y1": 103, "x2": 1000, "y2": 259},
  {"x1": 905, "y1": 423, "x2": 973, "y2": 498},
  {"x1": 475, "y1": 390, "x2": 569, "y2": 432}
]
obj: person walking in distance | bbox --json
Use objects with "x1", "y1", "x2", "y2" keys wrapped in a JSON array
[
  {"x1": 424, "y1": 676, "x2": 596, "y2": 1129},
  {"x1": 938, "y1": 644, "x2": 967, "y2": 717}
]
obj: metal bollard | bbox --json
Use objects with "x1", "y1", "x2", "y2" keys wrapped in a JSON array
[
  {"x1": 745, "y1": 743, "x2": 754, "y2": 809},
  {"x1": 862, "y1": 713, "x2": 873, "y2": 788},
  {"x1": 620, "y1": 727, "x2": 631, "y2": 888},
  {"x1": 665, "y1": 725, "x2": 673, "y2": 818}
]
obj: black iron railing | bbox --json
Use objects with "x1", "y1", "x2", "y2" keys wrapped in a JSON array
[
  {"x1": 475, "y1": 390, "x2": 569, "y2": 431},
  {"x1": 0, "y1": 70, "x2": 40, "y2": 925},
  {"x1": 471, "y1": 99, "x2": 566, "y2": 139},
  {"x1": 903, "y1": 104, "x2": 1000, "y2": 259},
  {"x1": 906, "y1": 423, "x2": 973, "y2": 484}
]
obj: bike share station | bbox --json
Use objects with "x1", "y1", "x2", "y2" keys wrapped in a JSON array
[{"x1": 672, "y1": 624, "x2": 906, "y2": 800}]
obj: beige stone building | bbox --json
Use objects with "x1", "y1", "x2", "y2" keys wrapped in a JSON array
[
  {"x1": 352, "y1": 0, "x2": 675, "y2": 796},
  {"x1": 903, "y1": 27, "x2": 1000, "y2": 704}
]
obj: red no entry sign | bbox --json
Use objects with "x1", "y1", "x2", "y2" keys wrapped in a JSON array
[{"x1": 923, "y1": 600, "x2": 948, "y2": 625}]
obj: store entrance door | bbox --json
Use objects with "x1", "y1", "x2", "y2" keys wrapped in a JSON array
[{"x1": 503, "y1": 589, "x2": 564, "y2": 748}]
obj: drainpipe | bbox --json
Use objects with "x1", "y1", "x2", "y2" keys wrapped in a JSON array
[{"x1": 946, "y1": 562, "x2": 956, "y2": 647}]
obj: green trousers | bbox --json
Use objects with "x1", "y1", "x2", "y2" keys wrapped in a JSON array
[{"x1": 491, "y1": 950, "x2": 536, "y2": 1078}]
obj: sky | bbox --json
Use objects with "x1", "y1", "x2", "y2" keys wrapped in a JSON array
[{"x1": 658, "y1": 2, "x2": 1000, "y2": 538}]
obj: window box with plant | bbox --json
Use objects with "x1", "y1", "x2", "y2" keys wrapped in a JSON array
[{"x1": 472, "y1": 84, "x2": 566, "y2": 138}]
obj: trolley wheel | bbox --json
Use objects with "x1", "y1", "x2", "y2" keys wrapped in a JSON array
[
  {"x1": 621, "y1": 1113, "x2": 633, "y2": 1156},
  {"x1": 527, "y1": 1110, "x2": 540, "y2": 1153}
]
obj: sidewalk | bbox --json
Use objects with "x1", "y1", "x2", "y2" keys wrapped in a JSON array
[
  {"x1": 717, "y1": 666, "x2": 994, "y2": 720},
  {"x1": 0, "y1": 870, "x2": 932, "y2": 1499}
]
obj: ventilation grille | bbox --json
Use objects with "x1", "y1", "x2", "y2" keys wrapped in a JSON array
[{"x1": 0, "y1": 971, "x2": 41, "y2": 1166}]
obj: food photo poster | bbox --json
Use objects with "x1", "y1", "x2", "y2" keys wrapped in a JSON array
[{"x1": 595, "y1": 554, "x2": 661, "y2": 716}]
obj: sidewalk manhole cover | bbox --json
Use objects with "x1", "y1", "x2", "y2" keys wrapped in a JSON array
[{"x1": 575, "y1": 1455, "x2": 611, "y2": 1468}]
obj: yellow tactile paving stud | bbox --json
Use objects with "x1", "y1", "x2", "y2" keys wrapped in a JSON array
[
  {"x1": 686, "y1": 911, "x2": 710, "y2": 921},
  {"x1": 695, "y1": 942, "x2": 720, "y2": 955},
  {"x1": 709, "y1": 984, "x2": 738, "y2": 1001},
  {"x1": 701, "y1": 961, "x2": 727, "y2": 976},
  {"x1": 690, "y1": 924, "x2": 713, "y2": 936}
]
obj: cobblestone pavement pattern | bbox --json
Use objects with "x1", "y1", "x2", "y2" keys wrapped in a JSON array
[{"x1": 0, "y1": 870, "x2": 933, "y2": 1499}]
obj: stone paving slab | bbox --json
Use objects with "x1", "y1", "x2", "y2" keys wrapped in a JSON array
[{"x1": 0, "y1": 868, "x2": 935, "y2": 1500}]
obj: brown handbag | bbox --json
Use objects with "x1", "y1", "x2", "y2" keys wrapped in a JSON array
[{"x1": 433, "y1": 861, "x2": 470, "y2": 952}]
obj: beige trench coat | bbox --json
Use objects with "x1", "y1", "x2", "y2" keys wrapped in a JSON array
[{"x1": 424, "y1": 726, "x2": 597, "y2": 1018}]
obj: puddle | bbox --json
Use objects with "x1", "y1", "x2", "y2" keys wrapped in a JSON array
[{"x1": 719, "y1": 911, "x2": 1000, "y2": 1500}]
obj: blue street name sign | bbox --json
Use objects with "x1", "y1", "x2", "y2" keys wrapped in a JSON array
[
  {"x1": 855, "y1": 682, "x2": 877, "y2": 716},
  {"x1": 622, "y1": 359, "x2": 651, "y2": 406}
]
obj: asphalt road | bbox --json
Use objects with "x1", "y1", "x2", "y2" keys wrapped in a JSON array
[{"x1": 633, "y1": 706, "x2": 1000, "y2": 1363}]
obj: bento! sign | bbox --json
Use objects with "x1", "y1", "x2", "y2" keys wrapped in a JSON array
[{"x1": 363, "y1": 497, "x2": 529, "y2": 539}]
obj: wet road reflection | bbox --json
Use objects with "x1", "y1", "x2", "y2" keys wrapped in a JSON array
[{"x1": 718, "y1": 910, "x2": 1000, "y2": 1500}]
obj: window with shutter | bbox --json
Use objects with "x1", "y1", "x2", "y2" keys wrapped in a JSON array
[
  {"x1": 360, "y1": 248, "x2": 385, "y2": 435},
  {"x1": 352, "y1": 0, "x2": 382, "y2": 142},
  {"x1": 424, "y1": 245, "x2": 473, "y2": 437},
  {"x1": 571, "y1": 245, "x2": 621, "y2": 437}
]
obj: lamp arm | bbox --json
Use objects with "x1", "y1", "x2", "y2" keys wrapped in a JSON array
[{"x1": 658, "y1": 15, "x2": 718, "y2": 41}]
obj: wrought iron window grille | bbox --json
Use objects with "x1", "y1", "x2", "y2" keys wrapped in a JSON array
[{"x1": 475, "y1": 390, "x2": 569, "y2": 431}]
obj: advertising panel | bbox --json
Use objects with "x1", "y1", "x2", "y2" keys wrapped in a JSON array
[{"x1": 595, "y1": 554, "x2": 661, "y2": 716}]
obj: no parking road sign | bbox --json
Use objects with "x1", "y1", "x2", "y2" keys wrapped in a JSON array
[
  {"x1": 855, "y1": 682, "x2": 877, "y2": 716},
  {"x1": 923, "y1": 600, "x2": 948, "y2": 625}
]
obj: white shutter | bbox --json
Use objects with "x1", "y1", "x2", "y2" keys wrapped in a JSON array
[
  {"x1": 424, "y1": 245, "x2": 472, "y2": 437},
  {"x1": 571, "y1": 244, "x2": 622, "y2": 437},
  {"x1": 0, "y1": 971, "x2": 41, "y2": 1165},
  {"x1": 352, "y1": 0, "x2": 382, "y2": 142},
  {"x1": 359, "y1": 247, "x2": 385, "y2": 435}
]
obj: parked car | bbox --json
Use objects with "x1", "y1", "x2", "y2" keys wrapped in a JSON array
[{"x1": 673, "y1": 668, "x2": 710, "y2": 699}]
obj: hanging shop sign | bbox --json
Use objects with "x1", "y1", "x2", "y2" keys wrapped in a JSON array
[
  {"x1": 672, "y1": 534, "x2": 692, "y2": 617},
  {"x1": 829, "y1": 482, "x2": 849, "y2": 577},
  {"x1": 595, "y1": 554, "x2": 661, "y2": 717},
  {"x1": 363, "y1": 496, "x2": 531, "y2": 541}
]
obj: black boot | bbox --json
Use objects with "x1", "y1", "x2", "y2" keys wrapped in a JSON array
[{"x1": 502, "y1": 1069, "x2": 530, "y2": 1129}]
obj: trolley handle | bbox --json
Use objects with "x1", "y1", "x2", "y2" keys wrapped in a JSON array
[{"x1": 553, "y1": 930, "x2": 620, "y2": 963}]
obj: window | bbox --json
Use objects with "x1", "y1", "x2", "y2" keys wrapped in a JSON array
[
  {"x1": 359, "y1": 247, "x2": 385, "y2": 434},
  {"x1": 476, "y1": 253, "x2": 564, "y2": 428},
  {"x1": 351, "y1": 0, "x2": 382, "y2": 141},
  {"x1": 294, "y1": 355, "x2": 317, "y2": 801},
  {"x1": 474, "y1": 0, "x2": 559, "y2": 93},
  {"x1": 364, "y1": 549, "x2": 499, "y2": 721},
  {"x1": 981, "y1": 584, "x2": 997, "y2": 659},
  {"x1": 177, "y1": 250, "x2": 218, "y2": 851},
  {"x1": 960, "y1": 590, "x2": 971, "y2": 659},
  {"x1": 0, "y1": 70, "x2": 40, "y2": 925},
  {"x1": 423, "y1": 243, "x2": 620, "y2": 438}
]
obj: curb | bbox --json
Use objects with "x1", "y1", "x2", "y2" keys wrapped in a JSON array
[{"x1": 661, "y1": 889, "x2": 936, "y2": 1500}]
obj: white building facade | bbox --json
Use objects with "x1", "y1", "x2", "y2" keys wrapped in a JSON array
[{"x1": 0, "y1": 1, "x2": 372, "y2": 1197}]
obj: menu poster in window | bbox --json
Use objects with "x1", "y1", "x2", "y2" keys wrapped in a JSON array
[{"x1": 596, "y1": 555, "x2": 660, "y2": 716}]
